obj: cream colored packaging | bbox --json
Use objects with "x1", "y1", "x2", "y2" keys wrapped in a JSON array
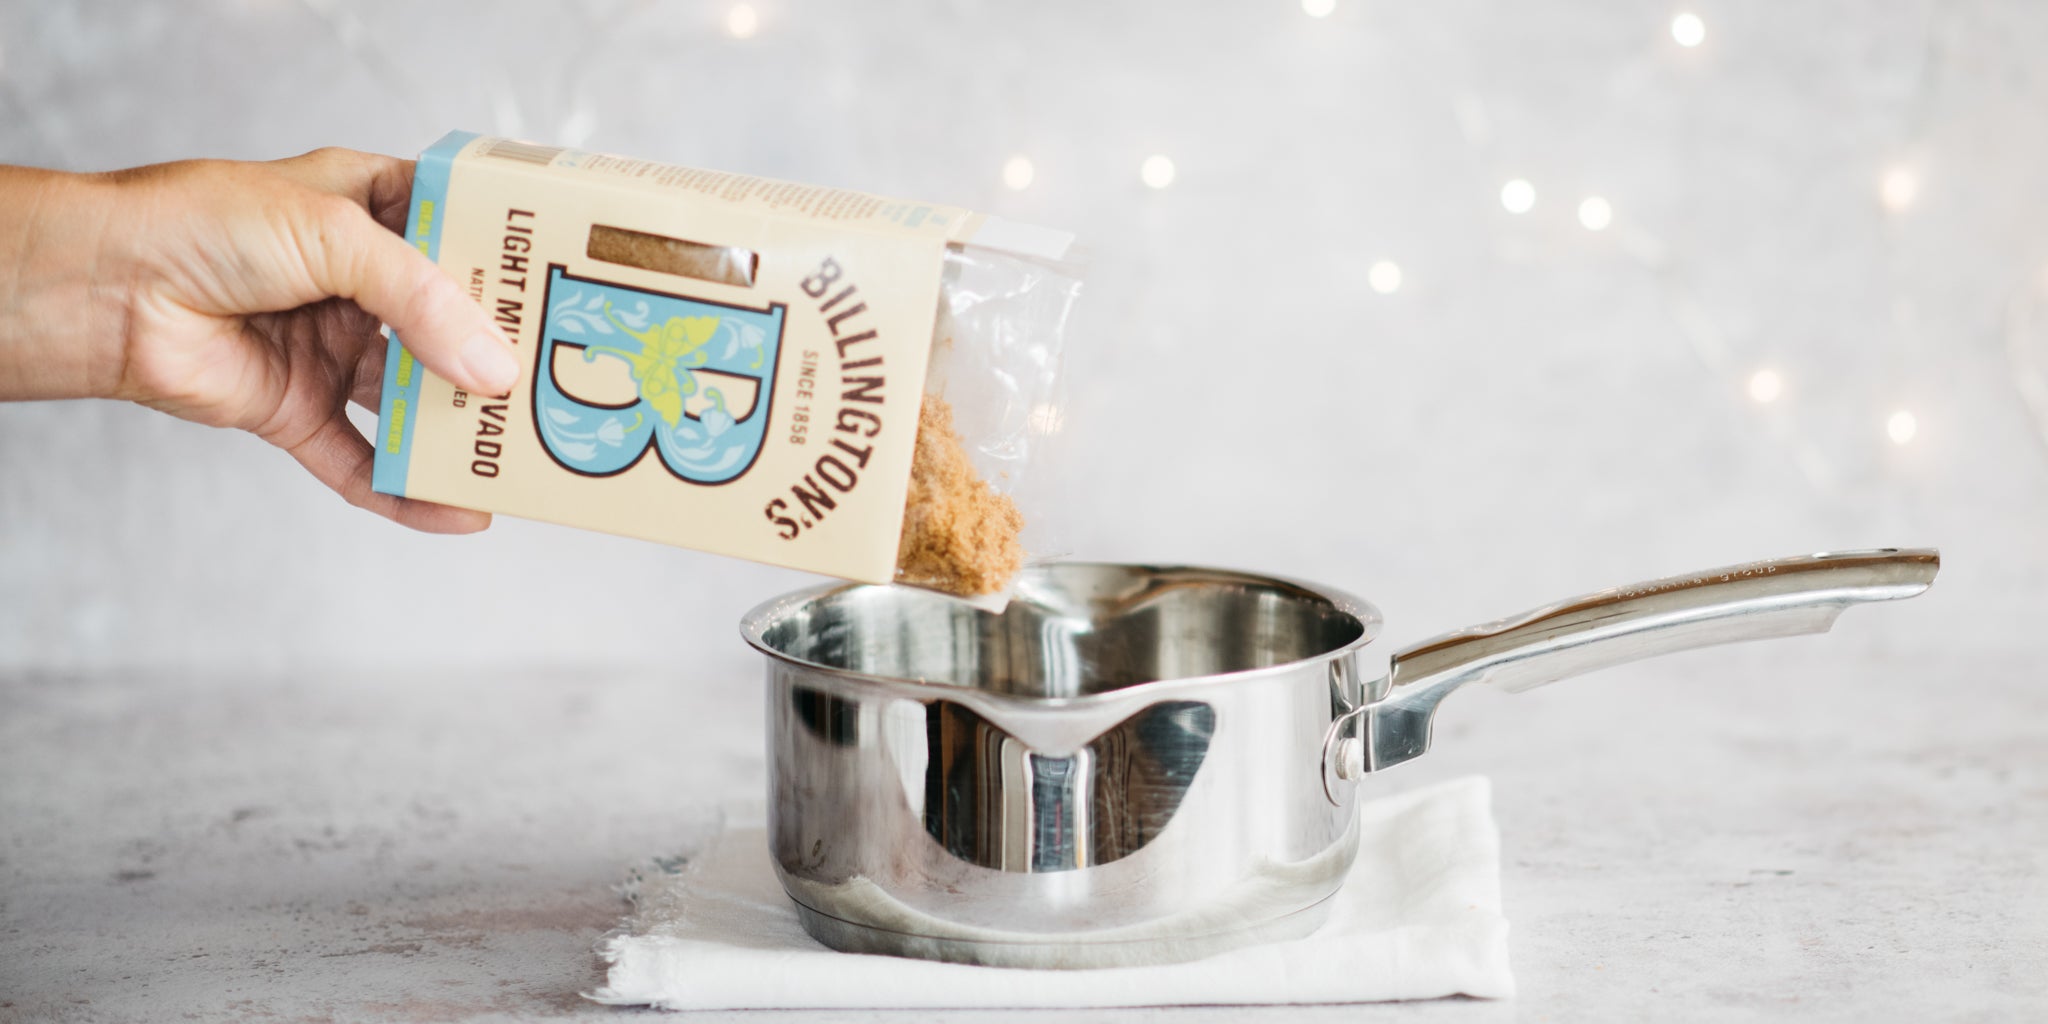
[{"x1": 372, "y1": 132, "x2": 1062, "y2": 583}]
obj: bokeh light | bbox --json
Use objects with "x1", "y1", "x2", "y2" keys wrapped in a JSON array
[
  {"x1": 724, "y1": 4, "x2": 759, "y2": 39},
  {"x1": 1500, "y1": 179, "x2": 1536, "y2": 213},
  {"x1": 1671, "y1": 12, "x2": 1706, "y2": 47},
  {"x1": 1368, "y1": 261, "x2": 1403, "y2": 294},
  {"x1": 1001, "y1": 156, "x2": 1034, "y2": 191},
  {"x1": 1887, "y1": 410, "x2": 1918, "y2": 445},
  {"x1": 1578, "y1": 196, "x2": 1613, "y2": 231},
  {"x1": 1880, "y1": 166, "x2": 1919, "y2": 211},
  {"x1": 1141, "y1": 154, "x2": 1177, "y2": 190}
]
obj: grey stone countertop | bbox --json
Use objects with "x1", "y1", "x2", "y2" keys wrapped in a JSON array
[{"x1": 3, "y1": 623, "x2": 2043, "y2": 1023}]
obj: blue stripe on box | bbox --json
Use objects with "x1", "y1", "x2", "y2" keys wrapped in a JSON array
[{"x1": 371, "y1": 130, "x2": 473, "y2": 497}]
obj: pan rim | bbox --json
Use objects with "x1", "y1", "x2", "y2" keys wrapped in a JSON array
[{"x1": 736, "y1": 560, "x2": 1385, "y2": 710}]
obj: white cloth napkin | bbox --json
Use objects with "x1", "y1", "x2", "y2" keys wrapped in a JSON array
[{"x1": 587, "y1": 775, "x2": 1512, "y2": 1010}]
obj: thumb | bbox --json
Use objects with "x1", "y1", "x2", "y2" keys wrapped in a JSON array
[{"x1": 293, "y1": 194, "x2": 520, "y2": 397}]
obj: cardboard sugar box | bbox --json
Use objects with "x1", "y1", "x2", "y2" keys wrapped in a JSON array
[{"x1": 372, "y1": 132, "x2": 1079, "y2": 593}]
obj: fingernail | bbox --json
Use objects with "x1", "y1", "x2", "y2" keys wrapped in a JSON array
[{"x1": 461, "y1": 332, "x2": 520, "y2": 394}]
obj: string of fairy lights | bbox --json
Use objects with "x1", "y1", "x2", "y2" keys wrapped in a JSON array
[{"x1": 707, "y1": 2, "x2": 1934, "y2": 457}]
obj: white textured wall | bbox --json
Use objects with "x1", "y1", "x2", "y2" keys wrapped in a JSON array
[{"x1": 2, "y1": 0, "x2": 2043, "y2": 674}]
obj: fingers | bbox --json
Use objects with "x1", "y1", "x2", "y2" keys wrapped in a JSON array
[
  {"x1": 268, "y1": 152, "x2": 502, "y2": 534},
  {"x1": 364, "y1": 158, "x2": 417, "y2": 234},
  {"x1": 272, "y1": 148, "x2": 416, "y2": 233},
  {"x1": 349, "y1": 333, "x2": 388, "y2": 410},
  {"x1": 289, "y1": 193, "x2": 521, "y2": 399},
  {"x1": 285, "y1": 412, "x2": 493, "y2": 534}
]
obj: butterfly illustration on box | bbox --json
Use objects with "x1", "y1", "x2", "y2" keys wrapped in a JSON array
[{"x1": 535, "y1": 264, "x2": 785, "y2": 484}]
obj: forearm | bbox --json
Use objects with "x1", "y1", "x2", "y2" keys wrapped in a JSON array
[{"x1": 0, "y1": 166, "x2": 130, "y2": 401}]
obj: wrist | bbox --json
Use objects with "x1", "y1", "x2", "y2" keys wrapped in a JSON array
[{"x1": 0, "y1": 167, "x2": 132, "y2": 401}]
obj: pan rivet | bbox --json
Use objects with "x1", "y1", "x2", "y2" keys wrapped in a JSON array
[{"x1": 1334, "y1": 737, "x2": 1365, "y2": 781}]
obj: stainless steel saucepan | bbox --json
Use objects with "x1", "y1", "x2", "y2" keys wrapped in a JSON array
[{"x1": 739, "y1": 548, "x2": 1939, "y2": 969}]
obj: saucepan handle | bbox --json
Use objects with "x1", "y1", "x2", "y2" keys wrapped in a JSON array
[{"x1": 1354, "y1": 548, "x2": 1939, "y2": 774}]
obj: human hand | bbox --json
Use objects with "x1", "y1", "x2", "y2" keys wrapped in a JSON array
[{"x1": 0, "y1": 148, "x2": 518, "y2": 533}]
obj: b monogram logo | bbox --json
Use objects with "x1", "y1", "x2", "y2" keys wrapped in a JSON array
[{"x1": 534, "y1": 264, "x2": 785, "y2": 484}]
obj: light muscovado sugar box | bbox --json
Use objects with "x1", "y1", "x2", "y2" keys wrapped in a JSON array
[{"x1": 372, "y1": 132, "x2": 1083, "y2": 595}]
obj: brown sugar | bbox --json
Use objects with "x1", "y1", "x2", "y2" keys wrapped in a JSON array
[
  {"x1": 586, "y1": 223, "x2": 756, "y2": 287},
  {"x1": 896, "y1": 397, "x2": 1025, "y2": 596}
]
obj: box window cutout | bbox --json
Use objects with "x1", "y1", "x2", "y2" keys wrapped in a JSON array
[{"x1": 587, "y1": 224, "x2": 757, "y2": 288}]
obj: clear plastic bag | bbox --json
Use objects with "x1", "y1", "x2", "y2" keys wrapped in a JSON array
[{"x1": 894, "y1": 239, "x2": 1086, "y2": 597}]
